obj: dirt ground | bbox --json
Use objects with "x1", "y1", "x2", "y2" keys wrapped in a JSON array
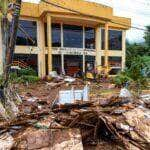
[
  {"x1": 14, "y1": 80, "x2": 122, "y2": 149},
  {"x1": 1, "y1": 79, "x2": 149, "y2": 150},
  {"x1": 17, "y1": 80, "x2": 120, "y2": 104}
]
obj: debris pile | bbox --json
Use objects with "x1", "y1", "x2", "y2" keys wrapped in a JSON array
[
  {"x1": 0, "y1": 79, "x2": 149, "y2": 150},
  {"x1": 52, "y1": 99, "x2": 150, "y2": 149}
]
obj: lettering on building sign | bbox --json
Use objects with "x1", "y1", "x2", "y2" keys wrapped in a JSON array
[
  {"x1": 52, "y1": 48, "x2": 96, "y2": 56},
  {"x1": 66, "y1": 51, "x2": 83, "y2": 55}
]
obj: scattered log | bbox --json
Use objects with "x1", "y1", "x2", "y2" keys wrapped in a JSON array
[
  {"x1": 52, "y1": 102, "x2": 93, "y2": 112},
  {"x1": 46, "y1": 81, "x2": 65, "y2": 89}
]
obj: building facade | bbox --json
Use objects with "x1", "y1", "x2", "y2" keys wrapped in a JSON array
[{"x1": 0, "y1": 0, "x2": 131, "y2": 77}]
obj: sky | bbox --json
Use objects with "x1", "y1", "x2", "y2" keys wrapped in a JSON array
[{"x1": 23, "y1": 0, "x2": 150, "y2": 43}]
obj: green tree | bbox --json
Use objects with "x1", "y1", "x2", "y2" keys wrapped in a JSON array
[
  {"x1": 116, "y1": 25, "x2": 150, "y2": 95},
  {"x1": 126, "y1": 25, "x2": 150, "y2": 68},
  {"x1": 115, "y1": 56, "x2": 149, "y2": 95},
  {"x1": 126, "y1": 43, "x2": 148, "y2": 68},
  {"x1": 144, "y1": 25, "x2": 150, "y2": 48}
]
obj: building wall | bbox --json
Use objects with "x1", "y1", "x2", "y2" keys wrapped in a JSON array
[
  {"x1": 21, "y1": 1, "x2": 131, "y2": 30},
  {"x1": 0, "y1": 17, "x2": 126, "y2": 77},
  {"x1": 0, "y1": 0, "x2": 130, "y2": 77}
]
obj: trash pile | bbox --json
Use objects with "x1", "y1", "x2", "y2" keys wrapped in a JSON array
[{"x1": 0, "y1": 78, "x2": 149, "y2": 150}]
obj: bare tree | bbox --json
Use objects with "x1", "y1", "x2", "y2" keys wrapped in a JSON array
[{"x1": 0, "y1": 0, "x2": 22, "y2": 119}]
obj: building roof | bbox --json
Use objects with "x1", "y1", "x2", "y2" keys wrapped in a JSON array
[{"x1": 20, "y1": 0, "x2": 131, "y2": 29}]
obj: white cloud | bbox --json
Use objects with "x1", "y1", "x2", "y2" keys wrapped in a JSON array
[
  {"x1": 23, "y1": 0, "x2": 150, "y2": 43},
  {"x1": 87, "y1": 0, "x2": 150, "y2": 43}
]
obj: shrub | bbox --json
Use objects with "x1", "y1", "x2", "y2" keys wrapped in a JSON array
[
  {"x1": 9, "y1": 68, "x2": 39, "y2": 84},
  {"x1": 114, "y1": 71, "x2": 132, "y2": 87},
  {"x1": 21, "y1": 75, "x2": 39, "y2": 83},
  {"x1": 18, "y1": 67, "x2": 37, "y2": 76},
  {"x1": 114, "y1": 56, "x2": 149, "y2": 95},
  {"x1": 9, "y1": 75, "x2": 39, "y2": 84},
  {"x1": 9, "y1": 72, "x2": 18, "y2": 82}
]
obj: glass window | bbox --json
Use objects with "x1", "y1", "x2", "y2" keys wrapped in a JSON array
[
  {"x1": 85, "y1": 56, "x2": 95, "y2": 72},
  {"x1": 13, "y1": 54, "x2": 38, "y2": 73},
  {"x1": 101, "y1": 29, "x2": 122, "y2": 50},
  {"x1": 44, "y1": 23, "x2": 48, "y2": 47},
  {"x1": 101, "y1": 56, "x2": 105, "y2": 66},
  {"x1": 108, "y1": 57, "x2": 122, "y2": 67},
  {"x1": 52, "y1": 55, "x2": 61, "y2": 73},
  {"x1": 101, "y1": 56, "x2": 122, "y2": 67},
  {"x1": 109, "y1": 68, "x2": 121, "y2": 75},
  {"x1": 63, "y1": 24, "x2": 83, "y2": 48},
  {"x1": 16, "y1": 20, "x2": 37, "y2": 46},
  {"x1": 44, "y1": 23, "x2": 61, "y2": 47},
  {"x1": 52, "y1": 23, "x2": 61, "y2": 47},
  {"x1": 109, "y1": 30, "x2": 122, "y2": 50},
  {"x1": 101, "y1": 29, "x2": 105, "y2": 50},
  {"x1": 85, "y1": 27, "x2": 95, "y2": 49}
]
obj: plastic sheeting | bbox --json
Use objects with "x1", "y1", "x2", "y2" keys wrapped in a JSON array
[{"x1": 58, "y1": 85, "x2": 89, "y2": 104}]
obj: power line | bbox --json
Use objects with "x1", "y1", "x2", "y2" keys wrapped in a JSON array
[
  {"x1": 134, "y1": 0, "x2": 150, "y2": 5},
  {"x1": 41, "y1": 0, "x2": 150, "y2": 33},
  {"x1": 114, "y1": 7, "x2": 150, "y2": 17},
  {"x1": 110, "y1": 21, "x2": 147, "y2": 32},
  {"x1": 41, "y1": 0, "x2": 84, "y2": 15}
]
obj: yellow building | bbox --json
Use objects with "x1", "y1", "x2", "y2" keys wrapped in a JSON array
[{"x1": 0, "y1": 0, "x2": 131, "y2": 77}]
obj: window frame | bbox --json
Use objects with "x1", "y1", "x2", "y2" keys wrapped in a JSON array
[
  {"x1": 63, "y1": 24, "x2": 83, "y2": 48},
  {"x1": 85, "y1": 27, "x2": 96, "y2": 50},
  {"x1": 16, "y1": 19, "x2": 38, "y2": 47},
  {"x1": 101, "y1": 56, "x2": 122, "y2": 67},
  {"x1": 52, "y1": 23, "x2": 61, "y2": 47},
  {"x1": 101, "y1": 28, "x2": 123, "y2": 51}
]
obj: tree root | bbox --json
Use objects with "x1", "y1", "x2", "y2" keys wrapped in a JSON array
[{"x1": 0, "y1": 85, "x2": 21, "y2": 120}]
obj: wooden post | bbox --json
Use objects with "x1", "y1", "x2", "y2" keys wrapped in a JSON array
[
  {"x1": 104, "y1": 22, "x2": 109, "y2": 75},
  {"x1": 47, "y1": 14, "x2": 52, "y2": 74}
]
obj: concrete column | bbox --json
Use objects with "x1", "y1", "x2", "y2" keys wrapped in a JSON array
[
  {"x1": 61, "y1": 22, "x2": 63, "y2": 47},
  {"x1": 60, "y1": 22, "x2": 65, "y2": 74},
  {"x1": 61, "y1": 53, "x2": 65, "y2": 74},
  {"x1": 83, "y1": 51, "x2": 85, "y2": 73},
  {"x1": 47, "y1": 14, "x2": 52, "y2": 73},
  {"x1": 122, "y1": 30, "x2": 126, "y2": 70},
  {"x1": 0, "y1": 22, "x2": 3, "y2": 75},
  {"x1": 95, "y1": 26, "x2": 101, "y2": 72},
  {"x1": 104, "y1": 22, "x2": 109, "y2": 75},
  {"x1": 37, "y1": 19, "x2": 46, "y2": 78},
  {"x1": 83, "y1": 26, "x2": 85, "y2": 73}
]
